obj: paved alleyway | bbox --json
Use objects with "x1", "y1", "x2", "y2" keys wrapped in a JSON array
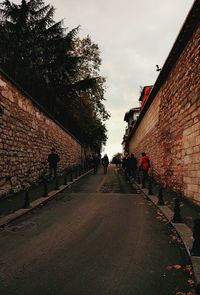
[{"x1": 0, "y1": 165, "x2": 194, "y2": 295}]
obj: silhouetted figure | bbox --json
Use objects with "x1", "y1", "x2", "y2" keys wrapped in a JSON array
[
  {"x1": 86, "y1": 155, "x2": 93, "y2": 169},
  {"x1": 130, "y1": 153, "x2": 137, "y2": 180},
  {"x1": 101, "y1": 154, "x2": 109, "y2": 174},
  {"x1": 191, "y1": 219, "x2": 200, "y2": 256},
  {"x1": 122, "y1": 152, "x2": 132, "y2": 182},
  {"x1": 93, "y1": 154, "x2": 100, "y2": 174},
  {"x1": 48, "y1": 148, "x2": 60, "y2": 179}
]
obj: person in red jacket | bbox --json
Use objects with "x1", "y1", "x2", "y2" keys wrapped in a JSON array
[{"x1": 139, "y1": 152, "x2": 150, "y2": 187}]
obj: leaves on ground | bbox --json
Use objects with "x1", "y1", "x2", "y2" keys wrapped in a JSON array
[
  {"x1": 166, "y1": 264, "x2": 182, "y2": 270},
  {"x1": 187, "y1": 278, "x2": 195, "y2": 286},
  {"x1": 175, "y1": 291, "x2": 195, "y2": 295},
  {"x1": 184, "y1": 265, "x2": 193, "y2": 276},
  {"x1": 156, "y1": 210, "x2": 167, "y2": 222},
  {"x1": 169, "y1": 233, "x2": 182, "y2": 244},
  {"x1": 166, "y1": 263, "x2": 195, "y2": 293}
]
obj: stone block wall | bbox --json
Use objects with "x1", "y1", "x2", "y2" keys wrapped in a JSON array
[
  {"x1": 0, "y1": 72, "x2": 81, "y2": 196},
  {"x1": 128, "y1": 24, "x2": 200, "y2": 203}
]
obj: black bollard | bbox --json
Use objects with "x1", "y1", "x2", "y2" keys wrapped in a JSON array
[
  {"x1": 172, "y1": 198, "x2": 182, "y2": 223},
  {"x1": 55, "y1": 177, "x2": 59, "y2": 190},
  {"x1": 191, "y1": 219, "x2": 200, "y2": 256},
  {"x1": 137, "y1": 171, "x2": 141, "y2": 184},
  {"x1": 157, "y1": 188, "x2": 164, "y2": 205},
  {"x1": 24, "y1": 189, "x2": 30, "y2": 208},
  {"x1": 43, "y1": 181, "x2": 48, "y2": 197},
  {"x1": 64, "y1": 171, "x2": 67, "y2": 185},
  {"x1": 70, "y1": 171, "x2": 73, "y2": 181},
  {"x1": 75, "y1": 167, "x2": 78, "y2": 179},
  {"x1": 195, "y1": 283, "x2": 200, "y2": 295},
  {"x1": 142, "y1": 176, "x2": 145, "y2": 189},
  {"x1": 148, "y1": 178, "x2": 153, "y2": 195}
]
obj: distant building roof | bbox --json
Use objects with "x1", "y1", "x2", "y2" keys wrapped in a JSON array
[
  {"x1": 124, "y1": 107, "x2": 140, "y2": 122},
  {"x1": 139, "y1": 86, "x2": 153, "y2": 102}
]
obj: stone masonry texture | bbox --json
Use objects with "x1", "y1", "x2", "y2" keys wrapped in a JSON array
[
  {"x1": 129, "y1": 22, "x2": 200, "y2": 203},
  {"x1": 0, "y1": 73, "x2": 81, "y2": 196}
]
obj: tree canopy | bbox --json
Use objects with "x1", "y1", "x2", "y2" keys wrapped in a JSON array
[{"x1": 0, "y1": 0, "x2": 110, "y2": 152}]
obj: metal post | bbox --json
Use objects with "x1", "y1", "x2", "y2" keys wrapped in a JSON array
[
  {"x1": 157, "y1": 188, "x2": 164, "y2": 205},
  {"x1": 75, "y1": 167, "x2": 78, "y2": 179},
  {"x1": 137, "y1": 170, "x2": 141, "y2": 184},
  {"x1": 64, "y1": 171, "x2": 67, "y2": 185},
  {"x1": 79, "y1": 166, "x2": 82, "y2": 176},
  {"x1": 43, "y1": 181, "x2": 48, "y2": 197},
  {"x1": 172, "y1": 198, "x2": 182, "y2": 223},
  {"x1": 24, "y1": 188, "x2": 30, "y2": 208},
  {"x1": 148, "y1": 178, "x2": 153, "y2": 195},
  {"x1": 142, "y1": 175, "x2": 145, "y2": 188},
  {"x1": 55, "y1": 177, "x2": 59, "y2": 190},
  {"x1": 70, "y1": 170, "x2": 73, "y2": 181},
  {"x1": 191, "y1": 219, "x2": 200, "y2": 256}
]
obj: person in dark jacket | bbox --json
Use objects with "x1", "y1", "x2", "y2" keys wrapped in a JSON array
[
  {"x1": 101, "y1": 154, "x2": 109, "y2": 174},
  {"x1": 130, "y1": 153, "x2": 138, "y2": 180},
  {"x1": 122, "y1": 152, "x2": 132, "y2": 182},
  {"x1": 48, "y1": 148, "x2": 60, "y2": 179}
]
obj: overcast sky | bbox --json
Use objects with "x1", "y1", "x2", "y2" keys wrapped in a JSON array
[{"x1": 16, "y1": 0, "x2": 194, "y2": 158}]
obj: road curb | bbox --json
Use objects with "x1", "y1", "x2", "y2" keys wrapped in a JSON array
[
  {"x1": 0, "y1": 169, "x2": 93, "y2": 228},
  {"x1": 134, "y1": 181, "x2": 200, "y2": 287}
]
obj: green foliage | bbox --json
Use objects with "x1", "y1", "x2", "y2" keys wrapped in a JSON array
[{"x1": 0, "y1": 0, "x2": 110, "y2": 151}]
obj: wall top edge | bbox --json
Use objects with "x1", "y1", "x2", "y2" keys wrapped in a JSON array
[
  {"x1": 127, "y1": 0, "x2": 200, "y2": 142},
  {"x1": 0, "y1": 68, "x2": 81, "y2": 145}
]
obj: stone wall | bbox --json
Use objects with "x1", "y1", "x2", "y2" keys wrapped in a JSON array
[
  {"x1": 128, "y1": 21, "x2": 200, "y2": 203},
  {"x1": 0, "y1": 71, "x2": 81, "y2": 196}
]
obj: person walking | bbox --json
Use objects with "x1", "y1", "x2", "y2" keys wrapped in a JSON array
[
  {"x1": 101, "y1": 154, "x2": 109, "y2": 174},
  {"x1": 122, "y1": 152, "x2": 132, "y2": 182},
  {"x1": 93, "y1": 154, "x2": 100, "y2": 174},
  {"x1": 48, "y1": 148, "x2": 60, "y2": 179},
  {"x1": 116, "y1": 155, "x2": 121, "y2": 168},
  {"x1": 139, "y1": 152, "x2": 150, "y2": 187},
  {"x1": 130, "y1": 153, "x2": 137, "y2": 180}
]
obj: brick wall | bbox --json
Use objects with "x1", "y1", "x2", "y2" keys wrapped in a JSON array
[
  {"x1": 0, "y1": 72, "x2": 82, "y2": 196},
  {"x1": 128, "y1": 24, "x2": 200, "y2": 203}
]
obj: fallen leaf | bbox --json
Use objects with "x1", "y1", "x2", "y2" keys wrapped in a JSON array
[
  {"x1": 187, "y1": 278, "x2": 195, "y2": 286},
  {"x1": 174, "y1": 264, "x2": 182, "y2": 270},
  {"x1": 182, "y1": 265, "x2": 193, "y2": 276},
  {"x1": 176, "y1": 292, "x2": 195, "y2": 295}
]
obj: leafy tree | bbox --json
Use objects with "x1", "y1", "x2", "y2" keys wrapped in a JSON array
[
  {"x1": 0, "y1": 0, "x2": 79, "y2": 110},
  {"x1": 0, "y1": 0, "x2": 109, "y2": 152},
  {"x1": 71, "y1": 36, "x2": 110, "y2": 146}
]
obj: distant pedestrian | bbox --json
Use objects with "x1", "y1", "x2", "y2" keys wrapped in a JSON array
[
  {"x1": 86, "y1": 155, "x2": 93, "y2": 169},
  {"x1": 130, "y1": 153, "x2": 137, "y2": 180},
  {"x1": 116, "y1": 155, "x2": 121, "y2": 168},
  {"x1": 48, "y1": 148, "x2": 60, "y2": 179},
  {"x1": 101, "y1": 154, "x2": 109, "y2": 174},
  {"x1": 139, "y1": 152, "x2": 150, "y2": 187},
  {"x1": 122, "y1": 152, "x2": 132, "y2": 182}
]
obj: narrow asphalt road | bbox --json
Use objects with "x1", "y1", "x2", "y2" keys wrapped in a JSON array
[{"x1": 0, "y1": 165, "x2": 194, "y2": 295}]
